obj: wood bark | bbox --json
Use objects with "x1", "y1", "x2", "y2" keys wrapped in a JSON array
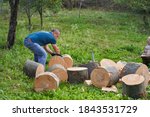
[
  {"x1": 120, "y1": 62, "x2": 150, "y2": 88},
  {"x1": 79, "y1": 61, "x2": 99, "y2": 79},
  {"x1": 34, "y1": 72, "x2": 59, "y2": 92},
  {"x1": 47, "y1": 64, "x2": 68, "y2": 82},
  {"x1": 122, "y1": 74, "x2": 146, "y2": 99},
  {"x1": 67, "y1": 67, "x2": 88, "y2": 83},
  {"x1": 62, "y1": 54, "x2": 73, "y2": 68},
  {"x1": 91, "y1": 66, "x2": 119, "y2": 88},
  {"x1": 48, "y1": 56, "x2": 67, "y2": 68},
  {"x1": 23, "y1": 59, "x2": 45, "y2": 78},
  {"x1": 141, "y1": 54, "x2": 150, "y2": 65},
  {"x1": 7, "y1": 0, "x2": 19, "y2": 49}
]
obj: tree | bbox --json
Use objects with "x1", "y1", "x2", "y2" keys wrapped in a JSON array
[
  {"x1": 114, "y1": 0, "x2": 150, "y2": 27},
  {"x1": 20, "y1": 0, "x2": 35, "y2": 30},
  {"x1": 7, "y1": 0, "x2": 19, "y2": 49}
]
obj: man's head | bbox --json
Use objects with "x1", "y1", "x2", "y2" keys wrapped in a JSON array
[{"x1": 51, "y1": 29, "x2": 60, "y2": 40}]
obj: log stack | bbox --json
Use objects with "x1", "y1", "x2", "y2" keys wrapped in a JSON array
[{"x1": 62, "y1": 54, "x2": 73, "y2": 68}]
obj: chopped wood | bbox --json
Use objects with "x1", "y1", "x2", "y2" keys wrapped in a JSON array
[
  {"x1": 79, "y1": 61, "x2": 99, "y2": 79},
  {"x1": 120, "y1": 62, "x2": 150, "y2": 88},
  {"x1": 67, "y1": 67, "x2": 88, "y2": 83},
  {"x1": 102, "y1": 85, "x2": 118, "y2": 93},
  {"x1": 84, "y1": 80, "x2": 92, "y2": 86},
  {"x1": 62, "y1": 54, "x2": 73, "y2": 68},
  {"x1": 48, "y1": 56, "x2": 67, "y2": 68},
  {"x1": 23, "y1": 59, "x2": 45, "y2": 78},
  {"x1": 122, "y1": 74, "x2": 146, "y2": 99},
  {"x1": 47, "y1": 64, "x2": 68, "y2": 82},
  {"x1": 91, "y1": 66, "x2": 119, "y2": 88},
  {"x1": 34, "y1": 72, "x2": 60, "y2": 92}
]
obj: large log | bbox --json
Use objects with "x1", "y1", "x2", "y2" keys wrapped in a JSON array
[
  {"x1": 23, "y1": 59, "x2": 45, "y2": 78},
  {"x1": 79, "y1": 61, "x2": 99, "y2": 79},
  {"x1": 100, "y1": 59, "x2": 119, "y2": 71},
  {"x1": 48, "y1": 56, "x2": 67, "y2": 68},
  {"x1": 62, "y1": 54, "x2": 73, "y2": 68},
  {"x1": 122, "y1": 74, "x2": 146, "y2": 99},
  {"x1": 91, "y1": 66, "x2": 119, "y2": 88},
  {"x1": 67, "y1": 67, "x2": 88, "y2": 83},
  {"x1": 34, "y1": 72, "x2": 60, "y2": 92},
  {"x1": 120, "y1": 62, "x2": 150, "y2": 87},
  {"x1": 47, "y1": 64, "x2": 68, "y2": 82}
]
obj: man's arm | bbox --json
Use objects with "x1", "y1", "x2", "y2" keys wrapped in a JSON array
[
  {"x1": 43, "y1": 44, "x2": 53, "y2": 54},
  {"x1": 51, "y1": 44, "x2": 60, "y2": 54},
  {"x1": 44, "y1": 44, "x2": 60, "y2": 54}
]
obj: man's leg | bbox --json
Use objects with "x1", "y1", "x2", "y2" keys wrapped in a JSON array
[{"x1": 31, "y1": 43, "x2": 47, "y2": 65}]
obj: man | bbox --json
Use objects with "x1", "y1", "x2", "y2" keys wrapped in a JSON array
[{"x1": 24, "y1": 29, "x2": 61, "y2": 65}]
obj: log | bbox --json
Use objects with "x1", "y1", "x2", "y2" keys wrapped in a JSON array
[
  {"x1": 67, "y1": 67, "x2": 88, "y2": 83},
  {"x1": 79, "y1": 61, "x2": 99, "y2": 79},
  {"x1": 116, "y1": 61, "x2": 127, "y2": 72},
  {"x1": 120, "y1": 62, "x2": 150, "y2": 88},
  {"x1": 47, "y1": 64, "x2": 68, "y2": 82},
  {"x1": 91, "y1": 66, "x2": 119, "y2": 88},
  {"x1": 100, "y1": 59, "x2": 119, "y2": 71},
  {"x1": 48, "y1": 56, "x2": 67, "y2": 68},
  {"x1": 23, "y1": 59, "x2": 45, "y2": 78},
  {"x1": 34, "y1": 72, "x2": 60, "y2": 92},
  {"x1": 62, "y1": 54, "x2": 73, "y2": 68},
  {"x1": 122, "y1": 74, "x2": 146, "y2": 99}
]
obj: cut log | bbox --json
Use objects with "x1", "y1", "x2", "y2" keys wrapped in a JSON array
[
  {"x1": 34, "y1": 72, "x2": 60, "y2": 92},
  {"x1": 79, "y1": 61, "x2": 99, "y2": 79},
  {"x1": 116, "y1": 61, "x2": 127, "y2": 72},
  {"x1": 47, "y1": 64, "x2": 68, "y2": 82},
  {"x1": 62, "y1": 54, "x2": 73, "y2": 68},
  {"x1": 48, "y1": 56, "x2": 67, "y2": 68},
  {"x1": 122, "y1": 74, "x2": 146, "y2": 99},
  {"x1": 91, "y1": 66, "x2": 119, "y2": 88},
  {"x1": 102, "y1": 85, "x2": 118, "y2": 93},
  {"x1": 23, "y1": 59, "x2": 45, "y2": 78},
  {"x1": 141, "y1": 54, "x2": 150, "y2": 65},
  {"x1": 84, "y1": 80, "x2": 92, "y2": 86},
  {"x1": 120, "y1": 62, "x2": 150, "y2": 88},
  {"x1": 67, "y1": 67, "x2": 88, "y2": 83}
]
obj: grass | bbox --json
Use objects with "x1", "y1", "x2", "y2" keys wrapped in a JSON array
[{"x1": 0, "y1": 9, "x2": 150, "y2": 100}]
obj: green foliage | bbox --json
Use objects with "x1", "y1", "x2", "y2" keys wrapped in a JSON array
[
  {"x1": 114, "y1": 0, "x2": 150, "y2": 13},
  {"x1": 0, "y1": 9, "x2": 149, "y2": 100}
]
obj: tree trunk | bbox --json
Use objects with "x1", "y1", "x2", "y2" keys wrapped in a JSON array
[
  {"x1": 7, "y1": 0, "x2": 19, "y2": 49},
  {"x1": 122, "y1": 74, "x2": 146, "y2": 99},
  {"x1": 67, "y1": 67, "x2": 88, "y2": 83},
  {"x1": 38, "y1": 7, "x2": 43, "y2": 29}
]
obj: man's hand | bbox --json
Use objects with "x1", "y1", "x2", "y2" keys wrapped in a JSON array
[{"x1": 51, "y1": 52, "x2": 62, "y2": 57}]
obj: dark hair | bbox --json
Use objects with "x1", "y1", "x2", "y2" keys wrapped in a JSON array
[{"x1": 51, "y1": 29, "x2": 60, "y2": 33}]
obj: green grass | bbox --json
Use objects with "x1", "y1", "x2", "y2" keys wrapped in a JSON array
[{"x1": 0, "y1": 9, "x2": 150, "y2": 100}]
